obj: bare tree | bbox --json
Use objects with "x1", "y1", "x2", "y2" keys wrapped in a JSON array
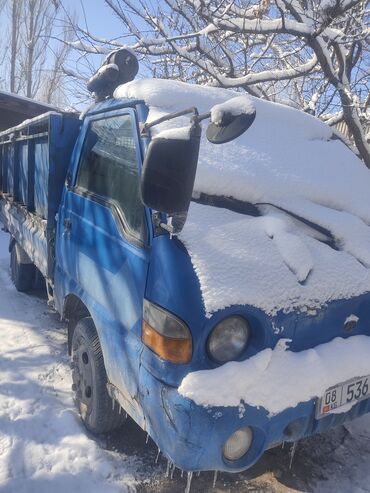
[
  {"x1": 1, "y1": 0, "x2": 75, "y2": 106},
  {"x1": 19, "y1": 0, "x2": 61, "y2": 98},
  {"x1": 9, "y1": 0, "x2": 21, "y2": 92},
  {"x1": 67, "y1": 0, "x2": 370, "y2": 166}
]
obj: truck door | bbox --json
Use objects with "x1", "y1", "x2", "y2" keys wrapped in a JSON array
[{"x1": 57, "y1": 108, "x2": 150, "y2": 412}]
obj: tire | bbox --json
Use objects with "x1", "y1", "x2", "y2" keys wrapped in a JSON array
[
  {"x1": 10, "y1": 242, "x2": 36, "y2": 292},
  {"x1": 71, "y1": 317, "x2": 126, "y2": 434},
  {"x1": 34, "y1": 267, "x2": 46, "y2": 292}
]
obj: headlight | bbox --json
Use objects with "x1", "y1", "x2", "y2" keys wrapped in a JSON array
[
  {"x1": 207, "y1": 316, "x2": 249, "y2": 363},
  {"x1": 223, "y1": 427, "x2": 253, "y2": 461}
]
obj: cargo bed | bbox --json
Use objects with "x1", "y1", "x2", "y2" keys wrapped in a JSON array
[{"x1": 0, "y1": 111, "x2": 80, "y2": 280}]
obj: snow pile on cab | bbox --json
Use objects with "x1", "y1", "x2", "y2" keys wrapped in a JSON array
[
  {"x1": 178, "y1": 335, "x2": 370, "y2": 415},
  {"x1": 115, "y1": 79, "x2": 370, "y2": 315}
]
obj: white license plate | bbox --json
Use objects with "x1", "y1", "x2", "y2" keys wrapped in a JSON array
[{"x1": 316, "y1": 375, "x2": 370, "y2": 419}]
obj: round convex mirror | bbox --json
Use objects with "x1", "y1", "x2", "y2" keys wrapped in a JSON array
[{"x1": 206, "y1": 111, "x2": 256, "y2": 144}]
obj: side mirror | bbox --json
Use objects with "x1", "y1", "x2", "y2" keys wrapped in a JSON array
[
  {"x1": 206, "y1": 97, "x2": 256, "y2": 144},
  {"x1": 139, "y1": 96, "x2": 256, "y2": 233},
  {"x1": 206, "y1": 111, "x2": 256, "y2": 144},
  {"x1": 141, "y1": 134, "x2": 200, "y2": 214}
]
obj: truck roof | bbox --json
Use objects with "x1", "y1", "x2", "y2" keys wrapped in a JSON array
[{"x1": 85, "y1": 95, "x2": 143, "y2": 117}]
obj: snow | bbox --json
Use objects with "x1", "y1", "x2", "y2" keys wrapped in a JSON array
[
  {"x1": 69, "y1": 40, "x2": 110, "y2": 54},
  {"x1": 154, "y1": 126, "x2": 190, "y2": 140},
  {"x1": 0, "y1": 229, "x2": 139, "y2": 492},
  {"x1": 210, "y1": 96, "x2": 255, "y2": 125},
  {"x1": 345, "y1": 314, "x2": 359, "y2": 325},
  {"x1": 179, "y1": 335, "x2": 370, "y2": 415},
  {"x1": 320, "y1": 0, "x2": 337, "y2": 11},
  {"x1": 1, "y1": 230, "x2": 370, "y2": 491},
  {"x1": 199, "y1": 23, "x2": 216, "y2": 36},
  {"x1": 115, "y1": 79, "x2": 370, "y2": 316}
]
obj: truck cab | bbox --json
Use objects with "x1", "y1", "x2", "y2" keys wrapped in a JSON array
[{"x1": 1, "y1": 51, "x2": 370, "y2": 477}]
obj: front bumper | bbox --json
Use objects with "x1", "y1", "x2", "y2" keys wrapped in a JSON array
[{"x1": 139, "y1": 364, "x2": 370, "y2": 472}]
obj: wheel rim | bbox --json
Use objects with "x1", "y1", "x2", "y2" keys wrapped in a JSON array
[{"x1": 72, "y1": 335, "x2": 94, "y2": 419}]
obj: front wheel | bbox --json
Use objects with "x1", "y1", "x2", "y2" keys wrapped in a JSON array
[{"x1": 71, "y1": 317, "x2": 126, "y2": 434}]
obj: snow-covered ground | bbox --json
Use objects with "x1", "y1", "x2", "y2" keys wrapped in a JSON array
[
  {"x1": 0, "y1": 225, "x2": 370, "y2": 493},
  {"x1": 0, "y1": 230, "x2": 140, "y2": 493}
]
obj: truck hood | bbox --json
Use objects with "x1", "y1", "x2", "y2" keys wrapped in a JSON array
[
  {"x1": 114, "y1": 79, "x2": 370, "y2": 316},
  {"x1": 179, "y1": 202, "x2": 370, "y2": 316}
]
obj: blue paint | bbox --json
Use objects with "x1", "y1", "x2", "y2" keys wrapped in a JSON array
[
  {"x1": 1, "y1": 96, "x2": 370, "y2": 473},
  {"x1": 34, "y1": 138, "x2": 49, "y2": 219},
  {"x1": 19, "y1": 142, "x2": 28, "y2": 205}
]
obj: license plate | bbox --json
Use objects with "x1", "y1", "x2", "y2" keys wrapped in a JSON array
[{"x1": 316, "y1": 375, "x2": 370, "y2": 419}]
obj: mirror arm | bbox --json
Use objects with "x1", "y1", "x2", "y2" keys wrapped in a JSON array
[
  {"x1": 141, "y1": 107, "x2": 199, "y2": 137},
  {"x1": 193, "y1": 111, "x2": 211, "y2": 123},
  {"x1": 153, "y1": 211, "x2": 188, "y2": 237},
  {"x1": 140, "y1": 106, "x2": 208, "y2": 140}
]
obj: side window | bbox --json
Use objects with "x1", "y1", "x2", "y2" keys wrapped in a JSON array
[{"x1": 76, "y1": 113, "x2": 146, "y2": 241}]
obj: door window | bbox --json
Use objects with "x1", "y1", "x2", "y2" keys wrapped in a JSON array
[{"x1": 76, "y1": 113, "x2": 146, "y2": 241}]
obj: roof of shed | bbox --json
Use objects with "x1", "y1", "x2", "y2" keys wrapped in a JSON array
[{"x1": 0, "y1": 91, "x2": 57, "y2": 131}]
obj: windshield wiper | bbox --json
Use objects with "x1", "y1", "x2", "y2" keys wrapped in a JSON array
[
  {"x1": 193, "y1": 193, "x2": 260, "y2": 217},
  {"x1": 193, "y1": 193, "x2": 337, "y2": 250}
]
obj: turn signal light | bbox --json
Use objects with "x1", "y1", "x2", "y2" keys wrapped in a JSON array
[{"x1": 142, "y1": 320, "x2": 192, "y2": 364}]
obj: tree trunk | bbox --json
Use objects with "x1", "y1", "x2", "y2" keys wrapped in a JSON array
[
  {"x1": 339, "y1": 88, "x2": 370, "y2": 168},
  {"x1": 26, "y1": 7, "x2": 34, "y2": 98},
  {"x1": 10, "y1": 0, "x2": 19, "y2": 93},
  {"x1": 309, "y1": 37, "x2": 370, "y2": 168}
]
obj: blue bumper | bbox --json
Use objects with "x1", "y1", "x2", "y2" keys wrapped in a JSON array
[{"x1": 139, "y1": 364, "x2": 370, "y2": 472}]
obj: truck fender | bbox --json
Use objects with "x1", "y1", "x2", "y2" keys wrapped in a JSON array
[{"x1": 63, "y1": 294, "x2": 90, "y2": 354}]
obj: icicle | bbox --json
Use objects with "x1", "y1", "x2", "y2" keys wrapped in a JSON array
[
  {"x1": 112, "y1": 399, "x2": 115, "y2": 411},
  {"x1": 281, "y1": 441, "x2": 285, "y2": 449},
  {"x1": 185, "y1": 471, "x2": 193, "y2": 493},
  {"x1": 119, "y1": 406, "x2": 122, "y2": 414},
  {"x1": 146, "y1": 433, "x2": 149, "y2": 444},
  {"x1": 181, "y1": 469, "x2": 184, "y2": 478},
  {"x1": 165, "y1": 459, "x2": 172, "y2": 478},
  {"x1": 197, "y1": 471, "x2": 201, "y2": 477},
  {"x1": 125, "y1": 412, "x2": 128, "y2": 419},
  {"x1": 212, "y1": 470, "x2": 218, "y2": 489},
  {"x1": 170, "y1": 464, "x2": 175, "y2": 479},
  {"x1": 289, "y1": 442, "x2": 298, "y2": 470},
  {"x1": 155, "y1": 448, "x2": 161, "y2": 464}
]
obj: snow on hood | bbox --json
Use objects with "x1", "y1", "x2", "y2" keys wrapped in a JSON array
[
  {"x1": 178, "y1": 335, "x2": 370, "y2": 415},
  {"x1": 115, "y1": 79, "x2": 370, "y2": 315}
]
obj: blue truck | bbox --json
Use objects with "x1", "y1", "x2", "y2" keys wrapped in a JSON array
[{"x1": 1, "y1": 50, "x2": 370, "y2": 480}]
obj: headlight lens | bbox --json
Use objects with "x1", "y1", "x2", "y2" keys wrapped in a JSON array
[
  {"x1": 207, "y1": 316, "x2": 249, "y2": 363},
  {"x1": 223, "y1": 427, "x2": 253, "y2": 461}
]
